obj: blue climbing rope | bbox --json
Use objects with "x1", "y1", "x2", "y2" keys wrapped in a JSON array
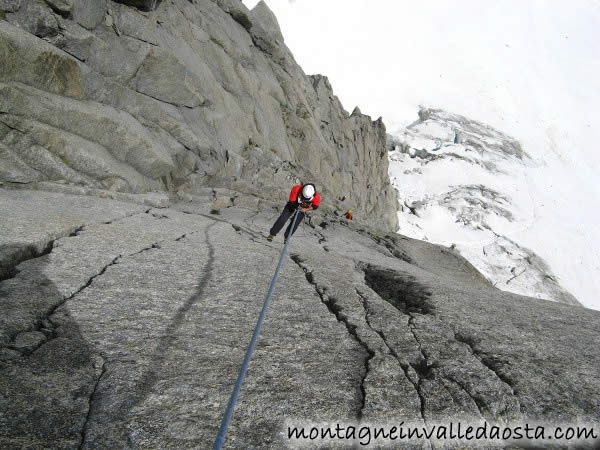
[{"x1": 213, "y1": 209, "x2": 301, "y2": 450}]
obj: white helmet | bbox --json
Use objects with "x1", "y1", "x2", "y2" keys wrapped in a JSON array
[{"x1": 301, "y1": 184, "x2": 315, "y2": 201}]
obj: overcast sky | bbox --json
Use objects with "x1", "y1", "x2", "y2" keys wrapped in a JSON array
[{"x1": 243, "y1": 0, "x2": 600, "y2": 177}]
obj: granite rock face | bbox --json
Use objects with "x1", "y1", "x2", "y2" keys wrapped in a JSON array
[
  {"x1": 1, "y1": 2, "x2": 598, "y2": 448},
  {"x1": 0, "y1": 0, "x2": 397, "y2": 230},
  {"x1": 1, "y1": 188, "x2": 599, "y2": 449}
]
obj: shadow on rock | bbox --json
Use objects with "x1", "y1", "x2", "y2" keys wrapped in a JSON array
[
  {"x1": 128, "y1": 223, "x2": 216, "y2": 409},
  {"x1": 87, "y1": 223, "x2": 219, "y2": 446},
  {"x1": 363, "y1": 265, "x2": 433, "y2": 315},
  {"x1": 0, "y1": 245, "x2": 99, "y2": 449}
]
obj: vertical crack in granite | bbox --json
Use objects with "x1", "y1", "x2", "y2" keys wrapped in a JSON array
[
  {"x1": 442, "y1": 375, "x2": 487, "y2": 419},
  {"x1": 290, "y1": 254, "x2": 374, "y2": 421},
  {"x1": 363, "y1": 265, "x2": 521, "y2": 423},
  {"x1": 362, "y1": 264, "x2": 439, "y2": 436},
  {"x1": 454, "y1": 332, "x2": 522, "y2": 414},
  {"x1": 363, "y1": 264, "x2": 477, "y2": 421},
  {"x1": 71, "y1": 257, "x2": 121, "y2": 298},
  {"x1": 355, "y1": 230, "x2": 414, "y2": 265},
  {"x1": 180, "y1": 209, "x2": 271, "y2": 246},
  {"x1": 314, "y1": 230, "x2": 327, "y2": 245},
  {"x1": 355, "y1": 287, "x2": 434, "y2": 450},
  {"x1": 1, "y1": 208, "x2": 157, "y2": 284},
  {"x1": 356, "y1": 289, "x2": 425, "y2": 413},
  {"x1": 406, "y1": 315, "x2": 434, "y2": 425},
  {"x1": 101, "y1": 209, "x2": 152, "y2": 225},
  {"x1": 79, "y1": 358, "x2": 107, "y2": 450},
  {"x1": 231, "y1": 223, "x2": 263, "y2": 241}
]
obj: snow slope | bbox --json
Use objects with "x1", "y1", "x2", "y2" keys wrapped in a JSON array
[{"x1": 388, "y1": 108, "x2": 587, "y2": 306}]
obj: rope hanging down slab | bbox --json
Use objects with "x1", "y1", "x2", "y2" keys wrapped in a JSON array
[{"x1": 214, "y1": 210, "x2": 301, "y2": 450}]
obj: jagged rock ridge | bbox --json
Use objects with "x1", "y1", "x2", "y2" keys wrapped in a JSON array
[{"x1": 0, "y1": 0, "x2": 397, "y2": 230}]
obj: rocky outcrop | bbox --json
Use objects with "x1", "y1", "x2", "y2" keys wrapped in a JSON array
[
  {"x1": 0, "y1": 0, "x2": 398, "y2": 230},
  {"x1": 1, "y1": 188, "x2": 599, "y2": 448}
]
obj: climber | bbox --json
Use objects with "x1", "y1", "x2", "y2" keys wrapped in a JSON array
[
  {"x1": 344, "y1": 209, "x2": 353, "y2": 220},
  {"x1": 267, "y1": 183, "x2": 321, "y2": 242}
]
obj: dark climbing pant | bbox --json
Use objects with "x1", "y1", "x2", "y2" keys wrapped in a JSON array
[{"x1": 270, "y1": 202, "x2": 304, "y2": 239}]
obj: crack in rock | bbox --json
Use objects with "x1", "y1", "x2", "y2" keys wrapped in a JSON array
[
  {"x1": 406, "y1": 315, "x2": 436, "y2": 424},
  {"x1": 356, "y1": 288, "x2": 434, "y2": 450},
  {"x1": 56, "y1": 228, "x2": 209, "y2": 445},
  {"x1": 290, "y1": 254, "x2": 374, "y2": 421},
  {"x1": 79, "y1": 357, "x2": 106, "y2": 450},
  {"x1": 361, "y1": 265, "x2": 440, "y2": 444},
  {"x1": 356, "y1": 289, "x2": 421, "y2": 392},
  {"x1": 101, "y1": 209, "x2": 151, "y2": 225},
  {"x1": 34, "y1": 231, "x2": 197, "y2": 342},
  {"x1": 231, "y1": 223, "x2": 262, "y2": 241},
  {"x1": 109, "y1": 223, "x2": 217, "y2": 441},
  {"x1": 441, "y1": 375, "x2": 487, "y2": 419},
  {"x1": 1, "y1": 209, "x2": 151, "y2": 283},
  {"x1": 180, "y1": 209, "x2": 272, "y2": 247},
  {"x1": 355, "y1": 230, "x2": 414, "y2": 265},
  {"x1": 69, "y1": 226, "x2": 86, "y2": 237},
  {"x1": 315, "y1": 230, "x2": 327, "y2": 245},
  {"x1": 41, "y1": 255, "x2": 123, "y2": 335},
  {"x1": 453, "y1": 332, "x2": 522, "y2": 413},
  {"x1": 363, "y1": 264, "x2": 476, "y2": 422},
  {"x1": 0, "y1": 240, "x2": 56, "y2": 282},
  {"x1": 363, "y1": 265, "x2": 520, "y2": 425}
]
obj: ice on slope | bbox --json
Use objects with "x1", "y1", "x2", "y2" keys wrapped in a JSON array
[{"x1": 388, "y1": 108, "x2": 579, "y2": 306}]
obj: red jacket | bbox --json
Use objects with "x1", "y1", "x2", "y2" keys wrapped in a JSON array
[{"x1": 289, "y1": 184, "x2": 321, "y2": 208}]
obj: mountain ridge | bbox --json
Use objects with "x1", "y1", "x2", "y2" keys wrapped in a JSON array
[
  {"x1": 388, "y1": 107, "x2": 579, "y2": 306},
  {"x1": 0, "y1": 0, "x2": 398, "y2": 230}
]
